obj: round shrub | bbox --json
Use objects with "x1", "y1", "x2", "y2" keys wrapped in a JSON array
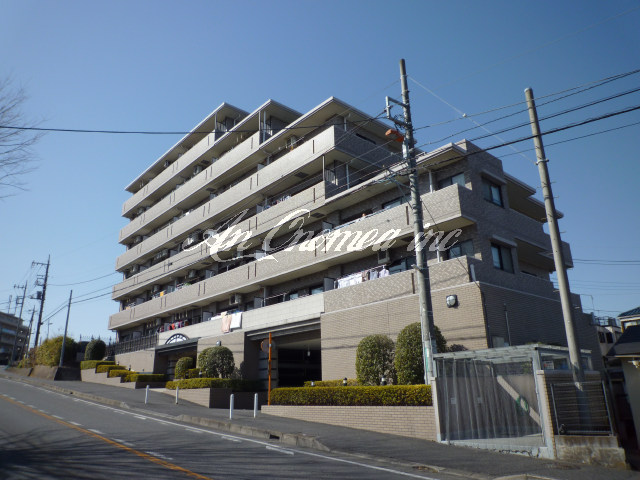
[
  {"x1": 174, "y1": 356, "x2": 194, "y2": 379},
  {"x1": 434, "y1": 325, "x2": 447, "y2": 354},
  {"x1": 84, "y1": 339, "x2": 106, "y2": 361},
  {"x1": 395, "y1": 322, "x2": 424, "y2": 385},
  {"x1": 197, "y1": 346, "x2": 235, "y2": 378},
  {"x1": 355, "y1": 334, "x2": 395, "y2": 386},
  {"x1": 35, "y1": 336, "x2": 77, "y2": 367}
]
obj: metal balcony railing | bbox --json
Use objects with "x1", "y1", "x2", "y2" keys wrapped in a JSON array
[{"x1": 113, "y1": 333, "x2": 158, "y2": 355}]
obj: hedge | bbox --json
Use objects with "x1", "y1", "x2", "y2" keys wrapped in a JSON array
[
  {"x1": 124, "y1": 373, "x2": 166, "y2": 383},
  {"x1": 80, "y1": 360, "x2": 115, "y2": 370},
  {"x1": 84, "y1": 339, "x2": 106, "y2": 361},
  {"x1": 270, "y1": 385, "x2": 432, "y2": 406},
  {"x1": 166, "y1": 378, "x2": 261, "y2": 391},
  {"x1": 108, "y1": 369, "x2": 133, "y2": 378},
  {"x1": 174, "y1": 357, "x2": 194, "y2": 380},
  {"x1": 96, "y1": 364, "x2": 125, "y2": 374},
  {"x1": 303, "y1": 379, "x2": 358, "y2": 387},
  {"x1": 186, "y1": 368, "x2": 201, "y2": 379}
]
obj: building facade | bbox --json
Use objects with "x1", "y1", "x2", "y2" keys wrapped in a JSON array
[
  {"x1": 0, "y1": 312, "x2": 28, "y2": 365},
  {"x1": 109, "y1": 97, "x2": 600, "y2": 384}
]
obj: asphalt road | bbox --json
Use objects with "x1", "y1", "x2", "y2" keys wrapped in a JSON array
[{"x1": 0, "y1": 377, "x2": 450, "y2": 480}]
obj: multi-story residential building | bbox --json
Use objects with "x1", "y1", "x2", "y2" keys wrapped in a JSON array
[
  {"x1": 0, "y1": 312, "x2": 28, "y2": 364},
  {"x1": 591, "y1": 315, "x2": 623, "y2": 358},
  {"x1": 109, "y1": 97, "x2": 601, "y2": 384}
]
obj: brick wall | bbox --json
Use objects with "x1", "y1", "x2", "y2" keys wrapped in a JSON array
[{"x1": 262, "y1": 405, "x2": 436, "y2": 441}]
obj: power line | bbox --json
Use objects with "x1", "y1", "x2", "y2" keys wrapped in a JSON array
[{"x1": 49, "y1": 272, "x2": 120, "y2": 287}]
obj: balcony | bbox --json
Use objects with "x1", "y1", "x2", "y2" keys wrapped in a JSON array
[
  {"x1": 115, "y1": 125, "x2": 343, "y2": 271},
  {"x1": 109, "y1": 185, "x2": 477, "y2": 330}
]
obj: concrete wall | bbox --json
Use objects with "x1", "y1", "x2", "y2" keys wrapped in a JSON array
[
  {"x1": 622, "y1": 361, "x2": 640, "y2": 446},
  {"x1": 115, "y1": 349, "x2": 156, "y2": 373},
  {"x1": 262, "y1": 405, "x2": 436, "y2": 441}
]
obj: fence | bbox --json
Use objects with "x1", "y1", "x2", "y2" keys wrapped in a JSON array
[
  {"x1": 549, "y1": 381, "x2": 613, "y2": 435},
  {"x1": 113, "y1": 333, "x2": 158, "y2": 355}
]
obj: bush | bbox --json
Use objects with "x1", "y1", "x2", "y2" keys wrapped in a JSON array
[
  {"x1": 96, "y1": 364, "x2": 123, "y2": 374},
  {"x1": 108, "y1": 369, "x2": 132, "y2": 378},
  {"x1": 35, "y1": 336, "x2": 77, "y2": 367},
  {"x1": 434, "y1": 325, "x2": 447, "y2": 354},
  {"x1": 174, "y1": 357, "x2": 194, "y2": 379},
  {"x1": 80, "y1": 360, "x2": 115, "y2": 370},
  {"x1": 197, "y1": 346, "x2": 235, "y2": 378},
  {"x1": 124, "y1": 373, "x2": 166, "y2": 383},
  {"x1": 84, "y1": 339, "x2": 106, "y2": 361},
  {"x1": 187, "y1": 368, "x2": 201, "y2": 379},
  {"x1": 303, "y1": 379, "x2": 358, "y2": 387},
  {"x1": 395, "y1": 322, "x2": 424, "y2": 385},
  {"x1": 355, "y1": 334, "x2": 395, "y2": 386},
  {"x1": 270, "y1": 385, "x2": 432, "y2": 406},
  {"x1": 166, "y1": 377, "x2": 261, "y2": 391}
]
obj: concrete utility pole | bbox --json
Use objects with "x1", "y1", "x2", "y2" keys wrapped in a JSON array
[
  {"x1": 525, "y1": 87, "x2": 584, "y2": 385},
  {"x1": 33, "y1": 255, "x2": 51, "y2": 348},
  {"x1": 24, "y1": 309, "x2": 35, "y2": 359},
  {"x1": 386, "y1": 59, "x2": 438, "y2": 382},
  {"x1": 59, "y1": 290, "x2": 72, "y2": 368}
]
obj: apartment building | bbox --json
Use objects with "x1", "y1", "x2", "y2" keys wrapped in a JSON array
[
  {"x1": 0, "y1": 312, "x2": 28, "y2": 365},
  {"x1": 109, "y1": 97, "x2": 601, "y2": 384}
]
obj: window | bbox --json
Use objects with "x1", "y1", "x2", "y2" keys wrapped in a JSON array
[
  {"x1": 310, "y1": 285, "x2": 324, "y2": 295},
  {"x1": 605, "y1": 332, "x2": 614, "y2": 344},
  {"x1": 482, "y1": 179, "x2": 503, "y2": 206},
  {"x1": 382, "y1": 197, "x2": 404, "y2": 210},
  {"x1": 446, "y1": 239, "x2": 473, "y2": 259},
  {"x1": 438, "y1": 173, "x2": 465, "y2": 189},
  {"x1": 491, "y1": 243, "x2": 514, "y2": 273},
  {"x1": 598, "y1": 332, "x2": 606, "y2": 343}
]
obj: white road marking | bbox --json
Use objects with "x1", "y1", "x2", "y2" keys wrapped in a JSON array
[
  {"x1": 145, "y1": 451, "x2": 174, "y2": 461},
  {"x1": 52, "y1": 415, "x2": 64, "y2": 420},
  {"x1": 69, "y1": 421, "x2": 82, "y2": 426},
  {"x1": 266, "y1": 446, "x2": 294, "y2": 455},
  {"x1": 88, "y1": 429, "x2": 104, "y2": 435}
]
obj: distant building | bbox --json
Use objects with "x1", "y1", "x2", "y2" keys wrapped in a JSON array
[
  {"x1": 619, "y1": 306, "x2": 640, "y2": 330},
  {"x1": 0, "y1": 312, "x2": 28, "y2": 364},
  {"x1": 109, "y1": 97, "x2": 601, "y2": 383},
  {"x1": 591, "y1": 315, "x2": 623, "y2": 359}
]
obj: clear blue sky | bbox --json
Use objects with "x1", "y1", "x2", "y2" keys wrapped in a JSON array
[{"x1": 1, "y1": 1, "x2": 639, "y2": 344}]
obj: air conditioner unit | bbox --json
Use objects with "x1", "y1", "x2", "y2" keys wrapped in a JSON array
[
  {"x1": 377, "y1": 249, "x2": 391, "y2": 265},
  {"x1": 187, "y1": 269, "x2": 197, "y2": 279},
  {"x1": 229, "y1": 293, "x2": 242, "y2": 305}
]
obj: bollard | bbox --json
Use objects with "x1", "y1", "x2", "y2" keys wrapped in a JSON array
[
  {"x1": 230, "y1": 394, "x2": 235, "y2": 420},
  {"x1": 175, "y1": 385, "x2": 179, "y2": 404},
  {"x1": 145, "y1": 385, "x2": 149, "y2": 404},
  {"x1": 253, "y1": 393, "x2": 258, "y2": 418}
]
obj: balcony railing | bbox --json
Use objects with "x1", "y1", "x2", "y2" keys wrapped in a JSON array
[{"x1": 114, "y1": 333, "x2": 158, "y2": 355}]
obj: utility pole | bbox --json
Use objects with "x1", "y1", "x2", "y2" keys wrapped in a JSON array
[
  {"x1": 32, "y1": 255, "x2": 51, "y2": 349},
  {"x1": 386, "y1": 59, "x2": 437, "y2": 382},
  {"x1": 24, "y1": 309, "x2": 35, "y2": 359},
  {"x1": 525, "y1": 88, "x2": 584, "y2": 385},
  {"x1": 59, "y1": 290, "x2": 72, "y2": 368},
  {"x1": 6, "y1": 295, "x2": 11, "y2": 314},
  {"x1": 8, "y1": 283, "x2": 27, "y2": 365}
]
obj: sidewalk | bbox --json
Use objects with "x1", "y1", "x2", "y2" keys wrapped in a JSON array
[{"x1": 2, "y1": 370, "x2": 638, "y2": 480}]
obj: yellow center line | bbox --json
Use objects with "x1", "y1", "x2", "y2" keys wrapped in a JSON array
[{"x1": 1, "y1": 395, "x2": 212, "y2": 480}]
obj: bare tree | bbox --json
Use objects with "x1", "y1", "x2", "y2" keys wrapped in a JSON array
[{"x1": 0, "y1": 78, "x2": 43, "y2": 197}]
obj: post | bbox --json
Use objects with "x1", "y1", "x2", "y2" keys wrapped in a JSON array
[
  {"x1": 229, "y1": 394, "x2": 235, "y2": 420},
  {"x1": 253, "y1": 393, "x2": 258, "y2": 418},
  {"x1": 267, "y1": 332, "x2": 272, "y2": 405},
  {"x1": 399, "y1": 58, "x2": 437, "y2": 382},
  {"x1": 33, "y1": 255, "x2": 50, "y2": 348},
  {"x1": 524, "y1": 88, "x2": 584, "y2": 385},
  {"x1": 145, "y1": 385, "x2": 150, "y2": 405},
  {"x1": 59, "y1": 290, "x2": 72, "y2": 368},
  {"x1": 175, "y1": 385, "x2": 179, "y2": 404}
]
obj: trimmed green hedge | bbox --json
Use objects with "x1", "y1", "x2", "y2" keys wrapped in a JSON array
[
  {"x1": 166, "y1": 378, "x2": 261, "y2": 391},
  {"x1": 80, "y1": 360, "x2": 115, "y2": 370},
  {"x1": 270, "y1": 385, "x2": 432, "y2": 406},
  {"x1": 186, "y1": 368, "x2": 201, "y2": 379},
  {"x1": 96, "y1": 364, "x2": 124, "y2": 374},
  {"x1": 108, "y1": 369, "x2": 132, "y2": 378},
  {"x1": 303, "y1": 379, "x2": 358, "y2": 387},
  {"x1": 124, "y1": 373, "x2": 166, "y2": 383}
]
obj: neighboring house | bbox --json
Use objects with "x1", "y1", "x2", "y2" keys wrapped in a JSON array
[
  {"x1": 592, "y1": 316, "x2": 622, "y2": 359},
  {"x1": 0, "y1": 312, "x2": 28, "y2": 365},
  {"x1": 109, "y1": 97, "x2": 601, "y2": 384},
  {"x1": 607, "y1": 324, "x2": 640, "y2": 449},
  {"x1": 619, "y1": 306, "x2": 640, "y2": 330}
]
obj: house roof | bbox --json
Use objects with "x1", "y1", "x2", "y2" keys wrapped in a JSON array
[
  {"x1": 618, "y1": 306, "x2": 640, "y2": 319},
  {"x1": 607, "y1": 325, "x2": 640, "y2": 357}
]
